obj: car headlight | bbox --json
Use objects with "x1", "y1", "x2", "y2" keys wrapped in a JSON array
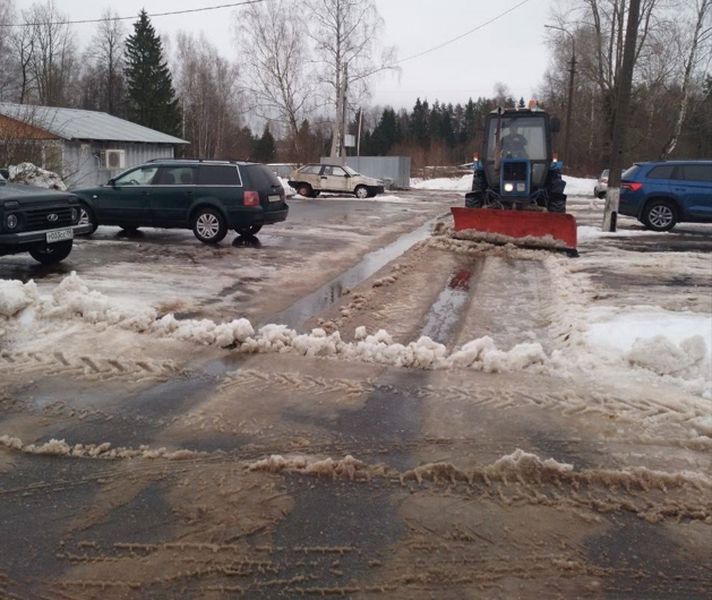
[
  {"x1": 503, "y1": 183, "x2": 514, "y2": 193},
  {"x1": 6, "y1": 214, "x2": 18, "y2": 229},
  {"x1": 70, "y1": 207, "x2": 78, "y2": 223}
]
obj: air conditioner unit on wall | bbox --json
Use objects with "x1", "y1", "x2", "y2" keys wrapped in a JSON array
[{"x1": 101, "y1": 149, "x2": 126, "y2": 170}]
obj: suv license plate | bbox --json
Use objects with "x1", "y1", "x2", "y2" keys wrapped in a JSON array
[
  {"x1": 46, "y1": 228, "x2": 73, "y2": 243},
  {"x1": 268, "y1": 195, "x2": 282, "y2": 203}
]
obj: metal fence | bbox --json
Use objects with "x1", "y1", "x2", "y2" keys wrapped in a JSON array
[{"x1": 320, "y1": 156, "x2": 411, "y2": 189}]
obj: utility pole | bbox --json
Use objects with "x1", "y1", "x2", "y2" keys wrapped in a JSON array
[
  {"x1": 602, "y1": 0, "x2": 641, "y2": 232},
  {"x1": 545, "y1": 25, "x2": 576, "y2": 169}
]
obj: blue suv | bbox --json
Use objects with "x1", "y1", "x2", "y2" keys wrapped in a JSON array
[{"x1": 619, "y1": 160, "x2": 712, "y2": 231}]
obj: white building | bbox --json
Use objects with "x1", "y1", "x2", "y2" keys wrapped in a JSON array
[{"x1": 0, "y1": 103, "x2": 188, "y2": 188}]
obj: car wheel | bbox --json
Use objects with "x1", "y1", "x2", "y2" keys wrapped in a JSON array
[
  {"x1": 78, "y1": 203, "x2": 98, "y2": 235},
  {"x1": 29, "y1": 240, "x2": 73, "y2": 265},
  {"x1": 355, "y1": 185, "x2": 369, "y2": 199},
  {"x1": 192, "y1": 207, "x2": 227, "y2": 244},
  {"x1": 235, "y1": 224, "x2": 263, "y2": 236},
  {"x1": 642, "y1": 199, "x2": 677, "y2": 232},
  {"x1": 297, "y1": 184, "x2": 313, "y2": 197}
]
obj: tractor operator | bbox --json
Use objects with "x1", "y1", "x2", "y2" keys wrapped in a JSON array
[{"x1": 502, "y1": 122, "x2": 528, "y2": 157}]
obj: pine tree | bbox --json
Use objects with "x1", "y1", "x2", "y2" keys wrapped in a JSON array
[
  {"x1": 252, "y1": 125, "x2": 276, "y2": 162},
  {"x1": 410, "y1": 98, "x2": 430, "y2": 149},
  {"x1": 124, "y1": 10, "x2": 181, "y2": 135},
  {"x1": 370, "y1": 108, "x2": 401, "y2": 155}
]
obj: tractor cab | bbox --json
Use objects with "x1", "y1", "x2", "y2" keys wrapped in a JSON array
[
  {"x1": 466, "y1": 105, "x2": 565, "y2": 213},
  {"x1": 484, "y1": 110, "x2": 555, "y2": 200}
]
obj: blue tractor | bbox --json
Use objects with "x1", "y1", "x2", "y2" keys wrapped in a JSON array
[{"x1": 453, "y1": 104, "x2": 577, "y2": 253}]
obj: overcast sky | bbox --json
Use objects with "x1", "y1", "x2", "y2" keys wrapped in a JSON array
[{"x1": 11, "y1": 0, "x2": 553, "y2": 108}]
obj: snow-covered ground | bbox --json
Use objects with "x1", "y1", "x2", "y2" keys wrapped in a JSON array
[
  {"x1": 1, "y1": 181, "x2": 711, "y2": 596},
  {"x1": 411, "y1": 173, "x2": 597, "y2": 194}
]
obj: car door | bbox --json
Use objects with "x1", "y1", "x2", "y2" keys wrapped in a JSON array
[
  {"x1": 150, "y1": 165, "x2": 198, "y2": 227},
  {"x1": 674, "y1": 164, "x2": 712, "y2": 219},
  {"x1": 320, "y1": 166, "x2": 350, "y2": 193},
  {"x1": 93, "y1": 165, "x2": 158, "y2": 226}
]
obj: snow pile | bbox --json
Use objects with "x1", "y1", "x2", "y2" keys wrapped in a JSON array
[
  {"x1": 35, "y1": 272, "x2": 255, "y2": 347},
  {"x1": 0, "y1": 434, "x2": 199, "y2": 460},
  {"x1": 401, "y1": 449, "x2": 574, "y2": 485},
  {"x1": 248, "y1": 453, "x2": 384, "y2": 481},
  {"x1": 576, "y1": 225, "x2": 654, "y2": 241},
  {"x1": 401, "y1": 448, "x2": 712, "y2": 492},
  {"x1": 8, "y1": 163, "x2": 67, "y2": 190},
  {"x1": 279, "y1": 177, "x2": 296, "y2": 197},
  {"x1": 585, "y1": 308, "x2": 712, "y2": 387},
  {"x1": 451, "y1": 227, "x2": 569, "y2": 250},
  {"x1": 0, "y1": 279, "x2": 38, "y2": 318},
  {"x1": 411, "y1": 174, "x2": 472, "y2": 191},
  {"x1": 449, "y1": 336, "x2": 547, "y2": 373},
  {"x1": 626, "y1": 335, "x2": 708, "y2": 377},
  {"x1": 410, "y1": 174, "x2": 595, "y2": 195},
  {"x1": 562, "y1": 175, "x2": 597, "y2": 196},
  {"x1": 2, "y1": 273, "x2": 551, "y2": 374}
]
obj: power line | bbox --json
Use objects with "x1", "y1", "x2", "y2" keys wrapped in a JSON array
[
  {"x1": 395, "y1": 0, "x2": 533, "y2": 65},
  {"x1": 0, "y1": 0, "x2": 265, "y2": 28}
]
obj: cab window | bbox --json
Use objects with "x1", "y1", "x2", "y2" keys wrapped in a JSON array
[{"x1": 113, "y1": 166, "x2": 158, "y2": 186}]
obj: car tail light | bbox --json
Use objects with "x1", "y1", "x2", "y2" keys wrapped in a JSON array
[
  {"x1": 243, "y1": 191, "x2": 260, "y2": 206},
  {"x1": 622, "y1": 182, "x2": 642, "y2": 192}
]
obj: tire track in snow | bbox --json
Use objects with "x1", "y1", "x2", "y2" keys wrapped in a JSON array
[
  {"x1": 215, "y1": 369, "x2": 711, "y2": 447},
  {"x1": 0, "y1": 350, "x2": 181, "y2": 383}
]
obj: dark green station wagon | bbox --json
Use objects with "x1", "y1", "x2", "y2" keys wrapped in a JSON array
[{"x1": 72, "y1": 160, "x2": 289, "y2": 243}]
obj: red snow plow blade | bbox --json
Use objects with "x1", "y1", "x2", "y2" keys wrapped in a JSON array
[{"x1": 451, "y1": 207, "x2": 578, "y2": 255}]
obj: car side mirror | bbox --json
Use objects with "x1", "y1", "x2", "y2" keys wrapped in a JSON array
[{"x1": 550, "y1": 117, "x2": 561, "y2": 133}]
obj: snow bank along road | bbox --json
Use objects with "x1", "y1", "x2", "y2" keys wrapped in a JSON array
[{"x1": 1, "y1": 185, "x2": 711, "y2": 599}]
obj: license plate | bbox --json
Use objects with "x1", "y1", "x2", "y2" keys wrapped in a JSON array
[
  {"x1": 46, "y1": 228, "x2": 73, "y2": 243},
  {"x1": 268, "y1": 195, "x2": 282, "y2": 203}
]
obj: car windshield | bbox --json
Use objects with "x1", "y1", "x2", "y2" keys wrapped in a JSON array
[{"x1": 343, "y1": 166, "x2": 360, "y2": 176}]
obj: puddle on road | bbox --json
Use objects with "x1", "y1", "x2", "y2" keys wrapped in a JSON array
[
  {"x1": 420, "y1": 265, "x2": 477, "y2": 345},
  {"x1": 268, "y1": 217, "x2": 441, "y2": 330}
]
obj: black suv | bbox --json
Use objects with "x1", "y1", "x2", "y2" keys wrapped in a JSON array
[
  {"x1": 0, "y1": 174, "x2": 91, "y2": 264},
  {"x1": 72, "y1": 160, "x2": 289, "y2": 243}
]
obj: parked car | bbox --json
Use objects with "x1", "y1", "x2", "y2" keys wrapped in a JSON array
[
  {"x1": 619, "y1": 160, "x2": 712, "y2": 232},
  {"x1": 594, "y1": 169, "x2": 608, "y2": 198},
  {"x1": 0, "y1": 173, "x2": 91, "y2": 264},
  {"x1": 288, "y1": 164, "x2": 385, "y2": 199},
  {"x1": 72, "y1": 160, "x2": 289, "y2": 243}
]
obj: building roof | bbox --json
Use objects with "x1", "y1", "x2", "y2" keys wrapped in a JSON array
[{"x1": 0, "y1": 103, "x2": 188, "y2": 145}]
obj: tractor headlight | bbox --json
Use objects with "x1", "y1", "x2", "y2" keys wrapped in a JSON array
[
  {"x1": 504, "y1": 183, "x2": 514, "y2": 193},
  {"x1": 6, "y1": 214, "x2": 18, "y2": 229}
]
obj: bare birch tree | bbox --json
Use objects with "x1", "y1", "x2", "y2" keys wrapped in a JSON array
[
  {"x1": 174, "y1": 32, "x2": 241, "y2": 159},
  {"x1": 236, "y1": 0, "x2": 312, "y2": 157},
  {"x1": 660, "y1": 0, "x2": 712, "y2": 157},
  {"x1": 23, "y1": 0, "x2": 76, "y2": 106},
  {"x1": 0, "y1": 0, "x2": 16, "y2": 100},
  {"x1": 88, "y1": 9, "x2": 126, "y2": 115},
  {"x1": 306, "y1": 0, "x2": 396, "y2": 157}
]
